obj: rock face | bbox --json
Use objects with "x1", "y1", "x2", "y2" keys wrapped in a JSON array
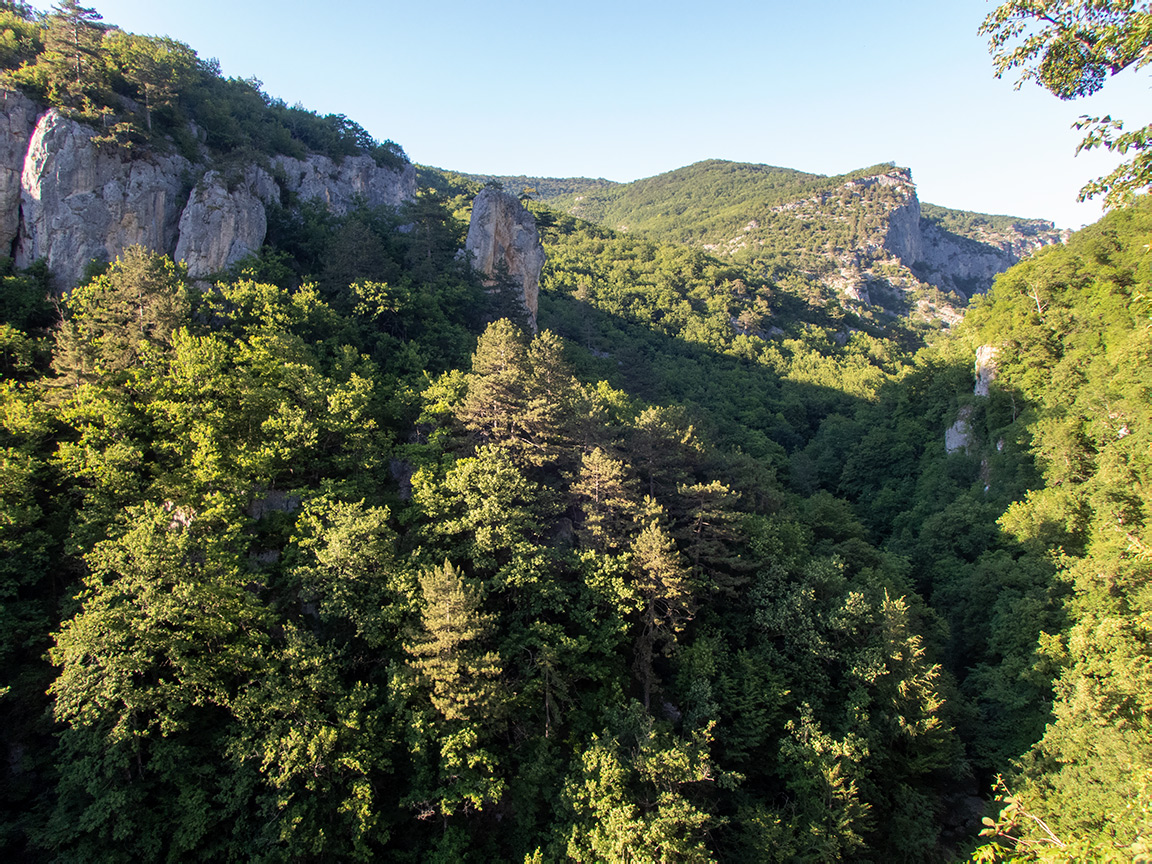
[
  {"x1": 273, "y1": 153, "x2": 416, "y2": 215},
  {"x1": 945, "y1": 345, "x2": 1002, "y2": 453},
  {"x1": 16, "y1": 110, "x2": 191, "y2": 286},
  {"x1": 973, "y1": 345, "x2": 1000, "y2": 397},
  {"x1": 464, "y1": 188, "x2": 546, "y2": 331},
  {"x1": 0, "y1": 92, "x2": 417, "y2": 290},
  {"x1": 880, "y1": 171, "x2": 923, "y2": 264},
  {"x1": 867, "y1": 168, "x2": 1065, "y2": 301},
  {"x1": 945, "y1": 405, "x2": 973, "y2": 454},
  {"x1": 0, "y1": 89, "x2": 38, "y2": 255},
  {"x1": 175, "y1": 166, "x2": 278, "y2": 277}
]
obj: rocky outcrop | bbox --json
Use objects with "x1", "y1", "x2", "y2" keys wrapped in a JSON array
[
  {"x1": 175, "y1": 166, "x2": 278, "y2": 277},
  {"x1": 864, "y1": 168, "x2": 1064, "y2": 301},
  {"x1": 945, "y1": 405, "x2": 973, "y2": 454},
  {"x1": 464, "y1": 187, "x2": 546, "y2": 331},
  {"x1": 175, "y1": 156, "x2": 414, "y2": 279},
  {"x1": 0, "y1": 89, "x2": 38, "y2": 254},
  {"x1": 0, "y1": 93, "x2": 416, "y2": 290},
  {"x1": 878, "y1": 170, "x2": 922, "y2": 264},
  {"x1": 945, "y1": 345, "x2": 1002, "y2": 453},
  {"x1": 274, "y1": 153, "x2": 415, "y2": 215},
  {"x1": 16, "y1": 110, "x2": 191, "y2": 286},
  {"x1": 974, "y1": 345, "x2": 1000, "y2": 397},
  {"x1": 913, "y1": 224, "x2": 1017, "y2": 299}
]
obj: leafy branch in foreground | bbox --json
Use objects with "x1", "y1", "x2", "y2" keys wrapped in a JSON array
[
  {"x1": 980, "y1": 0, "x2": 1152, "y2": 209},
  {"x1": 970, "y1": 775, "x2": 1066, "y2": 861}
]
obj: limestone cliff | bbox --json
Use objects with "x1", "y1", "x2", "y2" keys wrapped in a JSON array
[
  {"x1": 273, "y1": 153, "x2": 416, "y2": 214},
  {"x1": 174, "y1": 166, "x2": 279, "y2": 278},
  {"x1": 0, "y1": 92, "x2": 416, "y2": 289},
  {"x1": 874, "y1": 170, "x2": 1067, "y2": 301},
  {"x1": 842, "y1": 168, "x2": 1066, "y2": 307},
  {"x1": 16, "y1": 109, "x2": 191, "y2": 285},
  {"x1": 0, "y1": 89, "x2": 38, "y2": 255},
  {"x1": 464, "y1": 188, "x2": 546, "y2": 331}
]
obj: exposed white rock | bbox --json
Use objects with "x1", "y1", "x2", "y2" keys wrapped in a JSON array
[
  {"x1": 974, "y1": 345, "x2": 1000, "y2": 397},
  {"x1": 945, "y1": 405, "x2": 973, "y2": 454},
  {"x1": 273, "y1": 153, "x2": 415, "y2": 214},
  {"x1": 0, "y1": 89, "x2": 39, "y2": 254},
  {"x1": 464, "y1": 187, "x2": 547, "y2": 331},
  {"x1": 175, "y1": 166, "x2": 278, "y2": 277},
  {"x1": 16, "y1": 110, "x2": 190, "y2": 287}
]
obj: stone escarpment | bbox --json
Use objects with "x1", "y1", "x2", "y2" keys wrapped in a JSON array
[
  {"x1": 174, "y1": 166, "x2": 279, "y2": 277},
  {"x1": 770, "y1": 166, "x2": 1065, "y2": 318},
  {"x1": 877, "y1": 169, "x2": 1066, "y2": 301},
  {"x1": 0, "y1": 91, "x2": 417, "y2": 288},
  {"x1": 464, "y1": 187, "x2": 546, "y2": 331},
  {"x1": 15, "y1": 109, "x2": 192, "y2": 283}
]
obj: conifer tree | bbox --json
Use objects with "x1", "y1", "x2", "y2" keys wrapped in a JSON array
[
  {"x1": 404, "y1": 560, "x2": 506, "y2": 816},
  {"x1": 53, "y1": 246, "x2": 190, "y2": 386},
  {"x1": 631, "y1": 511, "x2": 694, "y2": 711},
  {"x1": 571, "y1": 447, "x2": 640, "y2": 552},
  {"x1": 42, "y1": 0, "x2": 105, "y2": 108},
  {"x1": 458, "y1": 318, "x2": 530, "y2": 447}
]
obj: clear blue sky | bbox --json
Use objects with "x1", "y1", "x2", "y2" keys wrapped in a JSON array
[{"x1": 73, "y1": 0, "x2": 1149, "y2": 228}]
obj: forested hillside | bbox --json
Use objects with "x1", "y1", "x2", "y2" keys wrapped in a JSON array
[
  {"x1": 460, "y1": 160, "x2": 1066, "y2": 325},
  {"x1": 0, "y1": 3, "x2": 1149, "y2": 862}
]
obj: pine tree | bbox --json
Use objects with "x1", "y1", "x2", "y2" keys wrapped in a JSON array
[
  {"x1": 404, "y1": 560, "x2": 506, "y2": 816},
  {"x1": 458, "y1": 318, "x2": 530, "y2": 447},
  {"x1": 42, "y1": 0, "x2": 105, "y2": 108},
  {"x1": 631, "y1": 512, "x2": 694, "y2": 712},
  {"x1": 570, "y1": 447, "x2": 640, "y2": 552}
]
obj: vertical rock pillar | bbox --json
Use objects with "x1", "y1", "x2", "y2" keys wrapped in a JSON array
[{"x1": 464, "y1": 187, "x2": 546, "y2": 332}]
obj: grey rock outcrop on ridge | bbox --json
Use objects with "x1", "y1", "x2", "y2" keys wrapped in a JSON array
[
  {"x1": 0, "y1": 90, "x2": 416, "y2": 290},
  {"x1": 176, "y1": 156, "x2": 414, "y2": 278},
  {"x1": 0, "y1": 89, "x2": 38, "y2": 254},
  {"x1": 880, "y1": 174, "x2": 922, "y2": 265},
  {"x1": 464, "y1": 187, "x2": 546, "y2": 331},
  {"x1": 868, "y1": 168, "x2": 1064, "y2": 301},
  {"x1": 16, "y1": 109, "x2": 191, "y2": 286},
  {"x1": 273, "y1": 153, "x2": 416, "y2": 215},
  {"x1": 175, "y1": 166, "x2": 279, "y2": 278}
]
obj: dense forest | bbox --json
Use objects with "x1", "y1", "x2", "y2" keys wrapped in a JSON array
[{"x1": 0, "y1": 2, "x2": 1149, "y2": 862}]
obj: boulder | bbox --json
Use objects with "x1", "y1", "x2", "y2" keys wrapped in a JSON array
[
  {"x1": 0, "y1": 89, "x2": 39, "y2": 254},
  {"x1": 464, "y1": 187, "x2": 546, "y2": 331},
  {"x1": 16, "y1": 110, "x2": 190, "y2": 287},
  {"x1": 175, "y1": 166, "x2": 278, "y2": 277},
  {"x1": 273, "y1": 153, "x2": 415, "y2": 214}
]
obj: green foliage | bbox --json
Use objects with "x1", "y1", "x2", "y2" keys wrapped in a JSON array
[
  {"x1": 561, "y1": 714, "x2": 722, "y2": 864},
  {"x1": 53, "y1": 245, "x2": 190, "y2": 386},
  {"x1": 920, "y1": 202, "x2": 1056, "y2": 239},
  {"x1": 981, "y1": 0, "x2": 1152, "y2": 208},
  {"x1": 2, "y1": 6, "x2": 411, "y2": 165},
  {"x1": 6, "y1": 15, "x2": 1149, "y2": 856},
  {"x1": 950, "y1": 197, "x2": 1152, "y2": 855},
  {"x1": 0, "y1": 5, "x2": 41, "y2": 71}
]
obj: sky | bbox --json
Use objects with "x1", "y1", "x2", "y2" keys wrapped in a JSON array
[{"x1": 69, "y1": 0, "x2": 1150, "y2": 229}]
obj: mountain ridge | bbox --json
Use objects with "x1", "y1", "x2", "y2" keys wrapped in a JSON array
[{"x1": 455, "y1": 160, "x2": 1067, "y2": 319}]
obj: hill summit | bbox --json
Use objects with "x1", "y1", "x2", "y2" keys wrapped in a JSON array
[{"x1": 463, "y1": 160, "x2": 1066, "y2": 320}]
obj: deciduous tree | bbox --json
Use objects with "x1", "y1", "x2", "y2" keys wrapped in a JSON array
[{"x1": 981, "y1": 0, "x2": 1152, "y2": 207}]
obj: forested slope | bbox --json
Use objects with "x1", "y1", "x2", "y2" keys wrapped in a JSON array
[{"x1": 0, "y1": 3, "x2": 1148, "y2": 862}]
